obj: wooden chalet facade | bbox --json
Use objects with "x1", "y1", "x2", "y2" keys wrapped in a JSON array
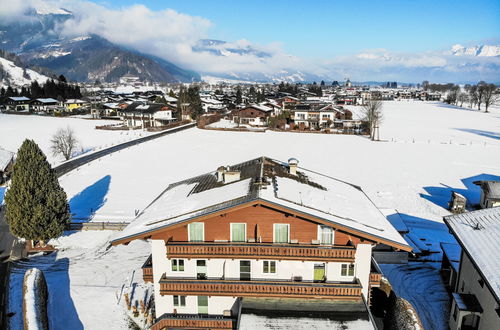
[
  {"x1": 113, "y1": 157, "x2": 410, "y2": 329},
  {"x1": 232, "y1": 105, "x2": 272, "y2": 127}
]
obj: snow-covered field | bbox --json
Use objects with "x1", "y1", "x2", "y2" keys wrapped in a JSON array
[
  {"x1": 59, "y1": 101, "x2": 500, "y2": 223},
  {"x1": 0, "y1": 114, "x2": 154, "y2": 165},
  {"x1": 6, "y1": 101, "x2": 500, "y2": 329},
  {"x1": 9, "y1": 231, "x2": 150, "y2": 330}
]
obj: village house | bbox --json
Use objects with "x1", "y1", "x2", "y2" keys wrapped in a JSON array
[
  {"x1": 444, "y1": 208, "x2": 500, "y2": 330},
  {"x1": 0, "y1": 147, "x2": 14, "y2": 184},
  {"x1": 61, "y1": 99, "x2": 88, "y2": 112},
  {"x1": 112, "y1": 156, "x2": 411, "y2": 330},
  {"x1": 30, "y1": 98, "x2": 59, "y2": 113},
  {"x1": 118, "y1": 102, "x2": 176, "y2": 128},
  {"x1": 2, "y1": 96, "x2": 31, "y2": 111},
  {"x1": 473, "y1": 181, "x2": 500, "y2": 209},
  {"x1": 232, "y1": 104, "x2": 273, "y2": 127},
  {"x1": 292, "y1": 104, "x2": 353, "y2": 130}
]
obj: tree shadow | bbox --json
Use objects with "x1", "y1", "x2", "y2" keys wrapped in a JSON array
[
  {"x1": 420, "y1": 173, "x2": 500, "y2": 210},
  {"x1": 69, "y1": 175, "x2": 111, "y2": 221},
  {"x1": 453, "y1": 128, "x2": 500, "y2": 140},
  {"x1": 432, "y1": 102, "x2": 479, "y2": 112},
  {"x1": 9, "y1": 253, "x2": 83, "y2": 330}
]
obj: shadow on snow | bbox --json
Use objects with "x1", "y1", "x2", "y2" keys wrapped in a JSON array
[
  {"x1": 9, "y1": 253, "x2": 83, "y2": 330},
  {"x1": 420, "y1": 173, "x2": 500, "y2": 210},
  {"x1": 69, "y1": 175, "x2": 111, "y2": 222},
  {"x1": 453, "y1": 128, "x2": 500, "y2": 141}
]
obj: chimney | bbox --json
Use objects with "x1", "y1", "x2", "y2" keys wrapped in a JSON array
[
  {"x1": 216, "y1": 166, "x2": 225, "y2": 182},
  {"x1": 217, "y1": 166, "x2": 241, "y2": 184},
  {"x1": 288, "y1": 158, "x2": 299, "y2": 175}
]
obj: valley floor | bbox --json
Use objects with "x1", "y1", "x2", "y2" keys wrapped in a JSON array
[{"x1": 5, "y1": 101, "x2": 500, "y2": 329}]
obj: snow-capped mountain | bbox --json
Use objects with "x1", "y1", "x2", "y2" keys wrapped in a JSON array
[
  {"x1": 450, "y1": 44, "x2": 500, "y2": 57},
  {"x1": 0, "y1": 7, "x2": 200, "y2": 83},
  {"x1": 0, "y1": 53, "x2": 50, "y2": 87}
]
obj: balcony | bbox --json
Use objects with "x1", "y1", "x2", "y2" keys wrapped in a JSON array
[
  {"x1": 159, "y1": 276, "x2": 362, "y2": 300},
  {"x1": 166, "y1": 242, "x2": 356, "y2": 262},
  {"x1": 142, "y1": 254, "x2": 153, "y2": 283},
  {"x1": 151, "y1": 313, "x2": 235, "y2": 330},
  {"x1": 369, "y1": 258, "x2": 382, "y2": 287}
]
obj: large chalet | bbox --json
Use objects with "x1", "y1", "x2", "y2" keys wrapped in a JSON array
[{"x1": 112, "y1": 157, "x2": 410, "y2": 329}]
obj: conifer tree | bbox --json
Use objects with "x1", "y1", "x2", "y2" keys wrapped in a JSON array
[{"x1": 4, "y1": 140, "x2": 70, "y2": 241}]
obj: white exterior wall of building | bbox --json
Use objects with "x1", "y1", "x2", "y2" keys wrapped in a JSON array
[
  {"x1": 354, "y1": 244, "x2": 372, "y2": 299},
  {"x1": 449, "y1": 252, "x2": 500, "y2": 330},
  {"x1": 152, "y1": 239, "x2": 170, "y2": 317}
]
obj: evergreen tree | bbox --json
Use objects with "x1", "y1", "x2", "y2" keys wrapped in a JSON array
[
  {"x1": 58, "y1": 74, "x2": 67, "y2": 83},
  {"x1": 168, "y1": 89, "x2": 176, "y2": 98},
  {"x1": 4, "y1": 140, "x2": 70, "y2": 241},
  {"x1": 235, "y1": 87, "x2": 242, "y2": 105}
]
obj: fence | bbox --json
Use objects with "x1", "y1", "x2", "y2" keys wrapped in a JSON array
[{"x1": 66, "y1": 222, "x2": 129, "y2": 231}]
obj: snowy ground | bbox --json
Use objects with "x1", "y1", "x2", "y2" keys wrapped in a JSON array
[
  {"x1": 0, "y1": 113, "x2": 154, "y2": 165},
  {"x1": 59, "y1": 101, "x2": 500, "y2": 223},
  {"x1": 6, "y1": 101, "x2": 500, "y2": 329},
  {"x1": 8, "y1": 231, "x2": 150, "y2": 330}
]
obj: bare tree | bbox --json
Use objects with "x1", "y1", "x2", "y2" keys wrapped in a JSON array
[
  {"x1": 457, "y1": 92, "x2": 468, "y2": 108},
  {"x1": 51, "y1": 127, "x2": 79, "y2": 160},
  {"x1": 482, "y1": 84, "x2": 498, "y2": 113},
  {"x1": 361, "y1": 99, "x2": 383, "y2": 141}
]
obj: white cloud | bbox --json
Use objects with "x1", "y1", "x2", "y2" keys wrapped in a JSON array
[{"x1": 2, "y1": 0, "x2": 499, "y2": 82}]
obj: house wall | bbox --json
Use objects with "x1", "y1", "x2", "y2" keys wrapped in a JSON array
[
  {"x1": 151, "y1": 205, "x2": 367, "y2": 246},
  {"x1": 450, "y1": 252, "x2": 499, "y2": 330}
]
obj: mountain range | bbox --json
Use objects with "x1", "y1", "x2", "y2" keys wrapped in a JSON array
[{"x1": 0, "y1": 8, "x2": 200, "y2": 84}]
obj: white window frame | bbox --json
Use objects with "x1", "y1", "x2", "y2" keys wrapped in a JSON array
[
  {"x1": 230, "y1": 223, "x2": 247, "y2": 242},
  {"x1": 317, "y1": 225, "x2": 335, "y2": 245},
  {"x1": 171, "y1": 259, "x2": 185, "y2": 272},
  {"x1": 262, "y1": 260, "x2": 277, "y2": 274},
  {"x1": 273, "y1": 223, "x2": 290, "y2": 243},
  {"x1": 173, "y1": 295, "x2": 186, "y2": 307},
  {"x1": 188, "y1": 222, "x2": 205, "y2": 242},
  {"x1": 340, "y1": 263, "x2": 355, "y2": 277}
]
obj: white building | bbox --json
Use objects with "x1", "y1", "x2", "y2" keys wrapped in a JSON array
[
  {"x1": 444, "y1": 208, "x2": 500, "y2": 330},
  {"x1": 112, "y1": 156, "x2": 410, "y2": 330}
]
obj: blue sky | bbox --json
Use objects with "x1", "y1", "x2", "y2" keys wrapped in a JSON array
[{"x1": 95, "y1": 0, "x2": 500, "y2": 58}]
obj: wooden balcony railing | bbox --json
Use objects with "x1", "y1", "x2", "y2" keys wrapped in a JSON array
[
  {"x1": 159, "y1": 276, "x2": 362, "y2": 300},
  {"x1": 142, "y1": 254, "x2": 153, "y2": 283},
  {"x1": 166, "y1": 242, "x2": 356, "y2": 262},
  {"x1": 151, "y1": 314, "x2": 235, "y2": 330},
  {"x1": 369, "y1": 273, "x2": 382, "y2": 287}
]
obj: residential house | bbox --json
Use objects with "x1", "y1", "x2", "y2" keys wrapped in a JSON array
[
  {"x1": 2, "y1": 96, "x2": 31, "y2": 111},
  {"x1": 0, "y1": 148, "x2": 14, "y2": 184},
  {"x1": 119, "y1": 102, "x2": 176, "y2": 128},
  {"x1": 474, "y1": 181, "x2": 500, "y2": 209},
  {"x1": 444, "y1": 208, "x2": 500, "y2": 330},
  {"x1": 62, "y1": 99, "x2": 88, "y2": 112},
  {"x1": 112, "y1": 156, "x2": 411, "y2": 330},
  {"x1": 30, "y1": 98, "x2": 59, "y2": 113},
  {"x1": 232, "y1": 105, "x2": 273, "y2": 127},
  {"x1": 293, "y1": 104, "x2": 353, "y2": 130}
]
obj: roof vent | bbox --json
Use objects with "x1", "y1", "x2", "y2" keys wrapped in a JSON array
[
  {"x1": 288, "y1": 158, "x2": 299, "y2": 175},
  {"x1": 216, "y1": 166, "x2": 241, "y2": 184}
]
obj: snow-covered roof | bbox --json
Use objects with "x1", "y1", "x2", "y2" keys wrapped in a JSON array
[
  {"x1": 8, "y1": 96, "x2": 30, "y2": 102},
  {"x1": 35, "y1": 98, "x2": 58, "y2": 104},
  {"x1": 64, "y1": 99, "x2": 87, "y2": 104},
  {"x1": 444, "y1": 208, "x2": 500, "y2": 302},
  {"x1": 440, "y1": 242, "x2": 461, "y2": 273},
  {"x1": 113, "y1": 157, "x2": 409, "y2": 250},
  {"x1": 0, "y1": 148, "x2": 14, "y2": 172}
]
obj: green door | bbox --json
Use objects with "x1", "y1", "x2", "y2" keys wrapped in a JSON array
[
  {"x1": 197, "y1": 296, "x2": 208, "y2": 314},
  {"x1": 314, "y1": 264, "x2": 325, "y2": 282}
]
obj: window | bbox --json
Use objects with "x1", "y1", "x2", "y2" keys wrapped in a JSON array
[
  {"x1": 172, "y1": 259, "x2": 185, "y2": 272},
  {"x1": 231, "y1": 223, "x2": 246, "y2": 242},
  {"x1": 273, "y1": 224, "x2": 289, "y2": 243},
  {"x1": 173, "y1": 295, "x2": 186, "y2": 307},
  {"x1": 263, "y1": 261, "x2": 276, "y2": 274},
  {"x1": 188, "y1": 222, "x2": 204, "y2": 242},
  {"x1": 341, "y1": 263, "x2": 355, "y2": 276},
  {"x1": 198, "y1": 296, "x2": 208, "y2": 314},
  {"x1": 319, "y1": 226, "x2": 334, "y2": 245}
]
